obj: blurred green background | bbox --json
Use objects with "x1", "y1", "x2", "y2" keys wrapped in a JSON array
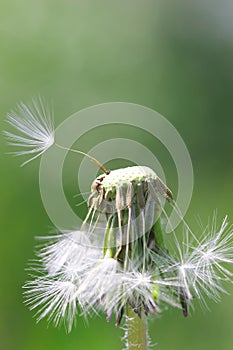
[{"x1": 1, "y1": 1, "x2": 233, "y2": 349}]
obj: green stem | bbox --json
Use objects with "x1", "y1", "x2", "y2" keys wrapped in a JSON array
[{"x1": 126, "y1": 303, "x2": 148, "y2": 350}]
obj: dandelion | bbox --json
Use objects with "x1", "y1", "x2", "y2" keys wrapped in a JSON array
[{"x1": 5, "y1": 98, "x2": 233, "y2": 349}]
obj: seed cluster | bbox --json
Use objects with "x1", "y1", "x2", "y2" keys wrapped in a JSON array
[{"x1": 85, "y1": 166, "x2": 176, "y2": 323}]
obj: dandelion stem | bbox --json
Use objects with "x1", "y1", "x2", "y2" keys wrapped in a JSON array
[{"x1": 126, "y1": 303, "x2": 148, "y2": 350}]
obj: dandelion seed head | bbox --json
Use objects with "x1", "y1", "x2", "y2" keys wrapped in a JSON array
[
  {"x1": 90, "y1": 166, "x2": 172, "y2": 208},
  {"x1": 86, "y1": 165, "x2": 172, "y2": 254},
  {"x1": 19, "y1": 151, "x2": 233, "y2": 333},
  {"x1": 98, "y1": 166, "x2": 157, "y2": 188}
]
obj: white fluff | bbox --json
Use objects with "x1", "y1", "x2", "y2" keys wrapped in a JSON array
[{"x1": 4, "y1": 97, "x2": 54, "y2": 166}]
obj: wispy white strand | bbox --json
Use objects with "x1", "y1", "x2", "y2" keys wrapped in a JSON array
[
  {"x1": 24, "y1": 277, "x2": 78, "y2": 333},
  {"x1": 76, "y1": 257, "x2": 122, "y2": 313},
  {"x1": 4, "y1": 96, "x2": 54, "y2": 166},
  {"x1": 158, "y1": 216, "x2": 233, "y2": 306},
  {"x1": 37, "y1": 231, "x2": 97, "y2": 276}
]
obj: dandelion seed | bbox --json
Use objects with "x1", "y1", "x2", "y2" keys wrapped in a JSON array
[
  {"x1": 190, "y1": 216, "x2": 233, "y2": 303},
  {"x1": 4, "y1": 97, "x2": 54, "y2": 166},
  {"x1": 37, "y1": 230, "x2": 97, "y2": 277},
  {"x1": 157, "y1": 216, "x2": 233, "y2": 311},
  {"x1": 77, "y1": 257, "x2": 123, "y2": 319},
  {"x1": 24, "y1": 277, "x2": 78, "y2": 333}
]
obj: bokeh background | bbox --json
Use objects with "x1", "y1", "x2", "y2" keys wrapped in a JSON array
[{"x1": 1, "y1": 1, "x2": 233, "y2": 349}]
